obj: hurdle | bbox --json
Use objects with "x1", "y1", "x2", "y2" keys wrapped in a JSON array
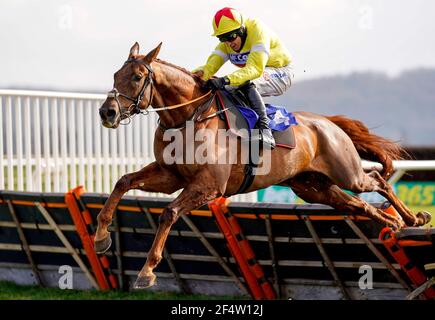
[{"x1": 1, "y1": 188, "x2": 434, "y2": 299}]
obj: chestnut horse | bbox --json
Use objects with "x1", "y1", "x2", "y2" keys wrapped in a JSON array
[{"x1": 96, "y1": 42, "x2": 431, "y2": 289}]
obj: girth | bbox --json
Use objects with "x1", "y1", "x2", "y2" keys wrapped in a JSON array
[{"x1": 215, "y1": 91, "x2": 257, "y2": 195}]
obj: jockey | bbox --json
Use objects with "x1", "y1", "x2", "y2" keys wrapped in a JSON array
[{"x1": 193, "y1": 7, "x2": 293, "y2": 148}]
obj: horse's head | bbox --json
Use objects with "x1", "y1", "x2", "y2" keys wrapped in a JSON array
[{"x1": 99, "y1": 42, "x2": 161, "y2": 128}]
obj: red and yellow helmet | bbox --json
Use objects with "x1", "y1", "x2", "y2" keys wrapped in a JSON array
[{"x1": 212, "y1": 7, "x2": 244, "y2": 36}]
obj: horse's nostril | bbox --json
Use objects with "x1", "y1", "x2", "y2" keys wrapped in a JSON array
[
  {"x1": 100, "y1": 108, "x2": 117, "y2": 121},
  {"x1": 99, "y1": 109, "x2": 107, "y2": 120},
  {"x1": 107, "y1": 109, "x2": 116, "y2": 119}
]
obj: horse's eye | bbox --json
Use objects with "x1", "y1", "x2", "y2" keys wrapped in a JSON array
[{"x1": 133, "y1": 74, "x2": 142, "y2": 82}]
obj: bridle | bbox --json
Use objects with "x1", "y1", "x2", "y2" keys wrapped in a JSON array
[
  {"x1": 106, "y1": 58, "x2": 217, "y2": 128},
  {"x1": 107, "y1": 58, "x2": 154, "y2": 124}
]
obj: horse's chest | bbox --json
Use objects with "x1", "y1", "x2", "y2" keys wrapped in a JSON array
[
  {"x1": 156, "y1": 161, "x2": 202, "y2": 180},
  {"x1": 154, "y1": 130, "x2": 219, "y2": 169},
  {"x1": 175, "y1": 164, "x2": 202, "y2": 178}
]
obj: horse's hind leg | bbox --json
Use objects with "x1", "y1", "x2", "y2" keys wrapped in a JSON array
[
  {"x1": 311, "y1": 118, "x2": 427, "y2": 228},
  {"x1": 331, "y1": 165, "x2": 430, "y2": 227},
  {"x1": 287, "y1": 173, "x2": 405, "y2": 230},
  {"x1": 316, "y1": 136, "x2": 430, "y2": 227},
  {"x1": 364, "y1": 171, "x2": 431, "y2": 226}
]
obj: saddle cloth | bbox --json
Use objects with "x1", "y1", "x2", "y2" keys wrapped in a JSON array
[{"x1": 215, "y1": 90, "x2": 297, "y2": 149}]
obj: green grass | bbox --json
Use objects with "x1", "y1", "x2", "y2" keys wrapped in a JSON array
[{"x1": 0, "y1": 281, "x2": 246, "y2": 300}]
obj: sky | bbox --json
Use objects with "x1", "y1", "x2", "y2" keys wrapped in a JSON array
[{"x1": 1, "y1": 0, "x2": 435, "y2": 92}]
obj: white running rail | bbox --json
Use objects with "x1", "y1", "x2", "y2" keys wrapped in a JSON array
[
  {"x1": 0, "y1": 89, "x2": 258, "y2": 201},
  {"x1": 1, "y1": 90, "x2": 434, "y2": 201}
]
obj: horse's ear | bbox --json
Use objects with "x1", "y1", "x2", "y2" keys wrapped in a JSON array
[
  {"x1": 129, "y1": 42, "x2": 140, "y2": 58},
  {"x1": 145, "y1": 42, "x2": 162, "y2": 62}
]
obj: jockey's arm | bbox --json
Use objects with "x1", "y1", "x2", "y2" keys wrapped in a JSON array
[
  {"x1": 192, "y1": 44, "x2": 227, "y2": 80},
  {"x1": 227, "y1": 49, "x2": 268, "y2": 86}
]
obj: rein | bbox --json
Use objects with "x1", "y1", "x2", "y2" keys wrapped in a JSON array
[
  {"x1": 150, "y1": 91, "x2": 213, "y2": 112},
  {"x1": 157, "y1": 92, "x2": 220, "y2": 131}
]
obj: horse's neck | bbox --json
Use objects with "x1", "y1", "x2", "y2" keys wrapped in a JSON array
[{"x1": 152, "y1": 62, "x2": 204, "y2": 128}]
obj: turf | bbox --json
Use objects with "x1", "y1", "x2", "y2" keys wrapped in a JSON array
[{"x1": 0, "y1": 281, "x2": 245, "y2": 300}]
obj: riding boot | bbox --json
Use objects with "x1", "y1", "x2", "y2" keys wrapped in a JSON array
[{"x1": 242, "y1": 82, "x2": 276, "y2": 149}]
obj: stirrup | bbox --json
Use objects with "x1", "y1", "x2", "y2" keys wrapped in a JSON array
[
  {"x1": 260, "y1": 129, "x2": 276, "y2": 149},
  {"x1": 240, "y1": 131, "x2": 260, "y2": 144}
]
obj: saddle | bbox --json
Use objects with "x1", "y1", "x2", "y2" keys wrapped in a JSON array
[
  {"x1": 214, "y1": 88, "x2": 298, "y2": 195},
  {"x1": 215, "y1": 89, "x2": 297, "y2": 149}
]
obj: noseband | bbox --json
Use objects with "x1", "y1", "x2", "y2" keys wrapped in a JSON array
[{"x1": 107, "y1": 59, "x2": 154, "y2": 122}]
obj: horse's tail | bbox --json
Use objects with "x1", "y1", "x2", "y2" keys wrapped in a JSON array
[{"x1": 326, "y1": 115, "x2": 408, "y2": 179}]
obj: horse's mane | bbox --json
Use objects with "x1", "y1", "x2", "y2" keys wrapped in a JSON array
[
  {"x1": 156, "y1": 59, "x2": 193, "y2": 76},
  {"x1": 155, "y1": 59, "x2": 205, "y2": 86}
]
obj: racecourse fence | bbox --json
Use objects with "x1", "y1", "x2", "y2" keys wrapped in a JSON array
[
  {"x1": 0, "y1": 89, "x2": 257, "y2": 202},
  {"x1": 2, "y1": 89, "x2": 435, "y2": 299},
  {"x1": 0, "y1": 188, "x2": 434, "y2": 299}
]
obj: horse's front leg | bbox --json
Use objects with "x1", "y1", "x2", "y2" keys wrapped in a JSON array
[
  {"x1": 134, "y1": 170, "x2": 223, "y2": 289},
  {"x1": 94, "y1": 162, "x2": 184, "y2": 254}
]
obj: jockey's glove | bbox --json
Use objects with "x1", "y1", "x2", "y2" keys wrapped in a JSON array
[{"x1": 204, "y1": 76, "x2": 230, "y2": 91}]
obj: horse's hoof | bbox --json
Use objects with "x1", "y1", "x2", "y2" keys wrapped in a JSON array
[
  {"x1": 133, "y1": 274, "x2": 156, "y2": 289},
  {"x1": 388, "y1": 222, "x2": 401, "y2": 232},
  {"x1": 94, "y1": 234, "x2": 112, "y2": 254},
  {"x1": 397, "y1": 224, "x2": 404, "y2": 232},
  {"x1": 416, "y1": 211, "x2": 432, "y2": 225}
]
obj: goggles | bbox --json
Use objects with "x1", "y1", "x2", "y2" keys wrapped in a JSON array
[{"x1": 218, "y1": 31, "x2": 239, "y2": 43}]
